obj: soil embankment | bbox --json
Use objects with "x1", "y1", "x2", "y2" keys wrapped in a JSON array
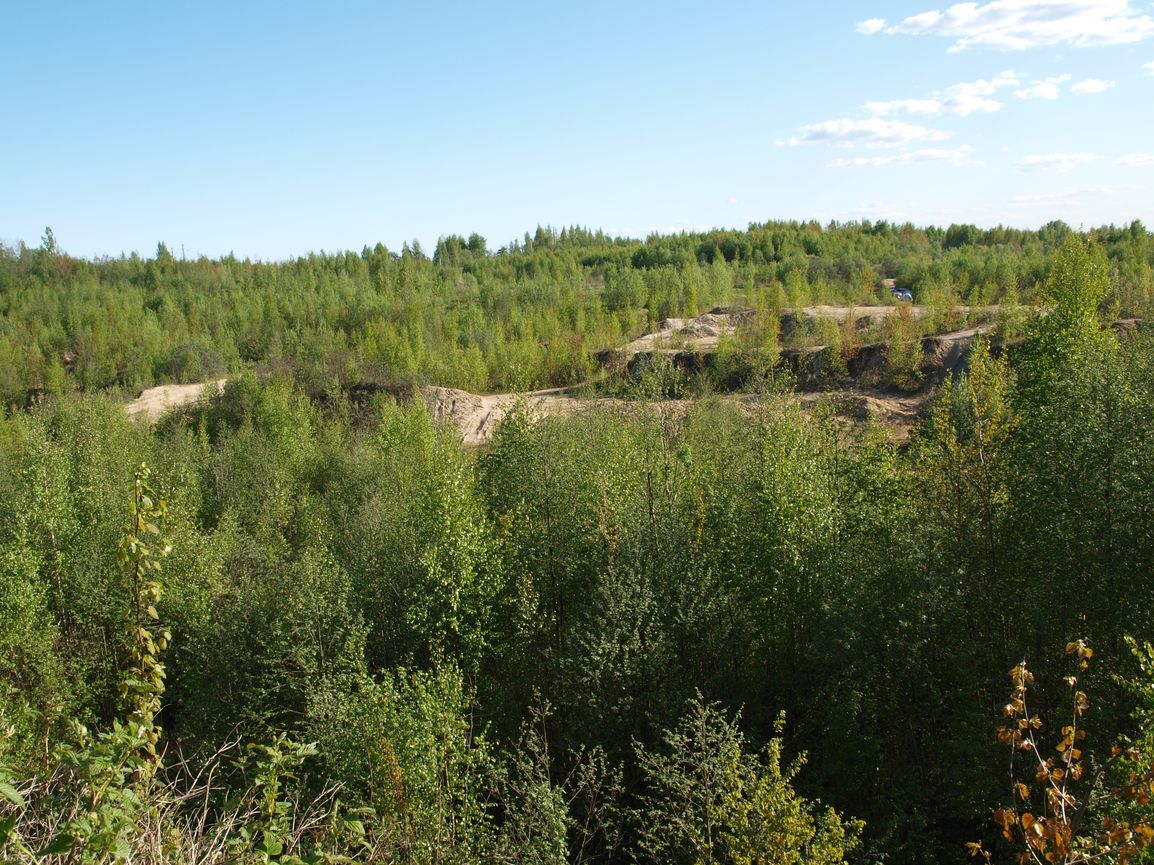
[
  {"x1": 121, "y1": 306, "x2": 1035, "y2": 443},
  {"x1": 126, "y1": 379, "x2": 227, "y2": 422}
]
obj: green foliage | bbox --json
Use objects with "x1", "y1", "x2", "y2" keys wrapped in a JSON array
[
  {"x1": 1, "y1": 220, "x2": 1151, "y2": 407},
  {"x1": 165, "y1": 342, "x2": 227, "y2": 384},
  {"x1": 635, "y1": 695, "x2": 861, "y2": 865},
  {"x1": 491, "y1": 705, "x2": 625, "y2": 865},
  {"x1": 620, "y1": 354, "x2": 692, "y2": 399},
  {"x1": 227, "y1": 735, "x2": 321, "y2": 864},
  {"x1": 0, "y1": 541, "x2": 66, "y2": 765},
  {"x1": 1, "y1": 226, "x2": 1154, "y2": 865},
  {"x1": 45, "y1": 718, "x2": 155, "y2": 862},
  {"x1": 0, "y1": 744, "x2": 29, "y2": 856},
  {"x1": 115, "y1": 465, "x2": 172, "y2": 778},
  {"x1": 881, "y1": 304, "x2": 924, "y2": 391},
  {"x1": 307, "y1": 664, "x2": 499, "y2": 863},
  {"x1": 39, "y1": 464, "x2": 171, "y2": 863},
  {"x1": 1018, "y1": 237, "x2": 1118, "y2": 398},
  {"x1": 405, "y1": 444, "x2": 504, "y2": 672}
]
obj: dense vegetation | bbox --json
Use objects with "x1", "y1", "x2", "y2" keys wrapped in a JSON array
[
  {"x1": 2, "y1": 231, "x2": 1154, "y2": 863},
  {"x1": 1, "y1": 219, "x2": 1152, "y2": 405}
]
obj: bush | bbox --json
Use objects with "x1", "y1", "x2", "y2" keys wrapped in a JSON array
[
  {"x1": 635, "y1": 694, "x2": 863, "y2": 865},
  {"x1": 165, "y1": 343, "x2": 227, "y2": 384}
]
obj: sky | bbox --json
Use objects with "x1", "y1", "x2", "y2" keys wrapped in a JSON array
[{"x1": 3, "y1": 0, "x2": 1154, "y2": 260}]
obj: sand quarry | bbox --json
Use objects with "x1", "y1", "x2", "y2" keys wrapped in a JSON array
[{"x1": 124, "y1": 307, "x2": 1004, "y2": 442}]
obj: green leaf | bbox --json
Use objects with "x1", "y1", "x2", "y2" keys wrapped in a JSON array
[
  {"x1": 0, "y1": 813, "x2": 17, "y2": 845},
  {"x1": 39, "y1": 833, "x2": 76, "y2": 856},
  {"x1": 0, "y1": 781, "x2": 24, "y2": 808},
  {"x1": 262, "y1": 830, "x2": 284, "y2": 857}
]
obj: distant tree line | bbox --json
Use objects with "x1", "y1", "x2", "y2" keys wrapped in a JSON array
[{"x1": 0, "y1": 220, "x2": 1150, "y2": 405}]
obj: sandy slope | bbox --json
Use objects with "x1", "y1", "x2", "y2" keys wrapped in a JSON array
[
  {"x1": 618, "y1": 306, "x2": 1003, "y2": 355},
  {"x1": 421, "y1": 385, "x2": 927, "y2": 445},
  {"x1": 121, "y1": 307, "x2": 1011, "y2": 441},
  {"x1": 792, "y1": 304, "x2": 999, "y2": 323},
  {"x1": 421, "y1": 310, "x2": 1003, "y2": 444},
  {"x1": 621, "y1": 310, "x2": 751, "y2": 353},
  {"x1": 125, "y1": 379, "x2": 227, "y2": 422}
]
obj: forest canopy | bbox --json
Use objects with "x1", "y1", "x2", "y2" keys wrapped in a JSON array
[
  {"x1": 1, "y1": 219, "x2": 1151, "y2": 406},
  {"x1": 1, "y1": 231, "x2": 1154, "y2": 864}
]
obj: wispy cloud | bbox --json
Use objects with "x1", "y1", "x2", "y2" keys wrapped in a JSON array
[
  {"x1": 871, "y1": 0, "x2": 1154, "y2": 52},
  {"x1": 866, "y1": 71, "x2": 1019, "y2": 116},
  {"x1": 856, "y1": 17, "x2": 887, "y2": 35},
  {"x1": 1009, "y1": 183, "x2": 1141, "y2": 207},
  {"x1": 1017, "y1": 152, "x2": 1098, "y2": 171},
  {"x1": 1071, "y1": 77, "x2": 1116, "y2": 92},
  {"x1": 1015, "y1": 73, "x2": 1072, "y2": 100},
  {"x1": 829, "y1": 147, "x2": 984, "y2": 168},
  {"x1": 1116, "y1": 153, "x2": 1154, "y2": 165},
  {"x1": 1145, "y1": 60, "x2": 1154, "y2": 74},
  {"x1": 778, "y1": 117, "x2": 950, "y2": 148},
  {"x1": 866, "y1": 98, "x2": 947, "y2": 116}
]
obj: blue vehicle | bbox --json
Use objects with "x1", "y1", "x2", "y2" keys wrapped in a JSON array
[{"x1": 890, "y1": 287, "x2": 913, "y2": 302}]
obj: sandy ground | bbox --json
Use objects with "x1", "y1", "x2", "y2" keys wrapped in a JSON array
[
  {"x1": 422, "y1": 309, "x2": 1004, "y2": 445},
  {"x1": 125, "y1": 379, "x2": 227, "y2": 422},
  {"x1": 420, "y1": 386, "x2": 588, "y2": 445},
  {"x1": 121, "y1": 307, "x2": 1013, "y2": 441},
  {"x1": 621, "y1": 311, "x2": 749, "y2": 354},
  {"x1": 790, "y1": 304, "x2": 1000, "y2": 323},
  {"x1": 618, "y1": 305, "x2": 1005, "y2": 355},
  {"x1": 420, "y1": 384, "x2": 928, "y2": 445}
]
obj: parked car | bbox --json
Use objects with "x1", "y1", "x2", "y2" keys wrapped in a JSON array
[{"x1": 890, "y1": 287, "x2": 913, "y2": 302}]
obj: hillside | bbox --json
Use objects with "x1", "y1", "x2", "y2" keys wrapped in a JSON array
[
  {"x1": 121, "y1": 305, "x2": 1028, "y2": 443},
  {"x1": 3, "y1": 236, "x2": 1154, "y2": 865}
]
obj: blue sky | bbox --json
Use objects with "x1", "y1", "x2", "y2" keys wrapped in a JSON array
[{"x1": 3, "y1": 0, "x2": 1154, "y2": 260}]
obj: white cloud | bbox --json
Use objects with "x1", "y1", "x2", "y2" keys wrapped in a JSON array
[
  {"x1": 879, "y1": 0, "x2": 1154, "y2": 52},
  {"x1": 829, "y1": 147, "x2": 984, "y2": 167},
  {"x1": 1071, "y1": 77, "x2": 1116, "y2": 92},
  {"x1": 1145, "y1": 60, "x2": 1154, "y2": 73},
  {"x1": 865, "y1": 93, "x2": 1007, "y2": 115},
  {"x1": 1017, "y1": 152, "x2": 1098, "y2": 171},
  {"x1": 1009, "y1": 183, "x2": 1141, "y2": 207},
  {"x1": 1015, "y1": 73, "x2": 1072, "y2": 99},
  {"x1": 777, "y1": 117, "x2": 950, "y2": 148},
  {"x1": 865, "y1": 98, "x2": 947, "y2": 116},
  {"x1": 1116, "y1": 153, "x2": 1154, "y2": 165},
  {"x1": 857, "y1": 17, "x2": 887, "y2": 35},
  {"x1": 866, "y1": 71, "x2": 1019, "y2": 116}
]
